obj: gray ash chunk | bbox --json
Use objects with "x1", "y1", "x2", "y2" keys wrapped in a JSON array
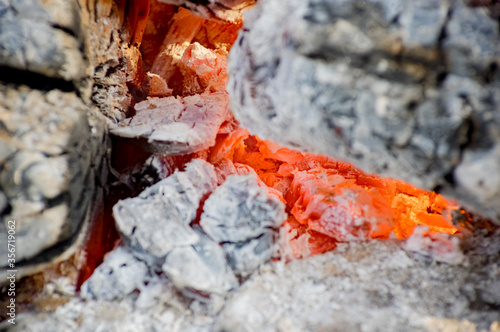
[
  {"x1": 227, "y1": 0, "x2": 500, "y2": 223},
  {"x1": 162, "y1": 227, "x2": 238, "y2": 298},
  {"x1": 223, "y1": 232, "x2": 277, "y2": 277},
  {"x1": 81, "y1": 246, "x2": 149, "y2": 301},
  {"x1": 200, "y1": 174, "x2": 286, "y2": 243},
  {"x1": 113, "y1": 159, "x2": 217, "y2": 260}
]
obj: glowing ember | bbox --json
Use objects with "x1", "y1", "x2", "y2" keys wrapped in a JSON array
[
  {"x1": 206, "y1": 133, "x2": 459, "y2": 258},
  {"x1": 117, "y1": 0, "x2": 461, "y2": 262}
]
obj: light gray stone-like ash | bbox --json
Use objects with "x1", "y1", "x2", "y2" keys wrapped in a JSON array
[
  {"x1": 227, "y1": 0, "x2": 500, "y2": 223},
  {"x1": 200, "y1": 174, "x2": 286, "y2": 243},
  {"x1": 110, "y1": 92, "x2": 230, "y2": 154},
  {"x1": 81, "y1": 246, "x2": 149, "y2": 301},
  {"x1": 113, "y1": 159, "x2": 217, "y2": 259},
  {"x1": 162, "y1": 227, "x2": 238, "y2": 297}
]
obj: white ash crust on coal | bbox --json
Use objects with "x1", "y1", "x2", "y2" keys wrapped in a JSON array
[{"x1": 227, "y1": 0, "x2": 500, "y2": 223}]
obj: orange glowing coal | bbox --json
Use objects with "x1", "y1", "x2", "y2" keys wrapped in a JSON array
[{"x1": 207, "y1": 132, "x2": 459, "y2": 258}]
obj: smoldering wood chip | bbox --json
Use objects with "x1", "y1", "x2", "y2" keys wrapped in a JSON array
[{"x1": 110, "y1": 92, "x2": 230, "y2": 155}]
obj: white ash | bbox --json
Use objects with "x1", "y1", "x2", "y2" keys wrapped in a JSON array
[
  {"x1": 12, "y1": 233, "x2": 500, "y2": 332},
  {"x1": 112, "y1": 159, "x2": 217, "y2": 260},
  {"x1": 110, "y1": 92, "x2": 230, "y2": 155},
  {"x1": 200, "y1": 174, "x2": 286, "y2": 243},
  {"x1": 81, "y1": 246, "x2": 149, "y2": 301}
]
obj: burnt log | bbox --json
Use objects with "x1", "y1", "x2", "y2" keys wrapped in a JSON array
[
  {"x1": 227, "y1": 0, "x2": 500, "y2": 223},
  {"x1": 0, "y1": 0, "x2": 125, "y2": 277}
]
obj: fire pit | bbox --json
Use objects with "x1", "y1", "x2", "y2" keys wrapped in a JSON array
[{"x1": 1, "y1": 0, "x2": 499, "y2": 331}]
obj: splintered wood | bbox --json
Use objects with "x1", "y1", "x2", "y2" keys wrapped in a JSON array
[{"x1": 112, "y1": 0, "x2": 463, "y2": 265}]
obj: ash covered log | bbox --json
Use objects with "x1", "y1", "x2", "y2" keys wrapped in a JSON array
[
  {"x1": 0, "y1": 0, "x2": 111, "y2": 277},
  {"x1": 227, "y1": 0, "x2": 500, "y2": 223}
]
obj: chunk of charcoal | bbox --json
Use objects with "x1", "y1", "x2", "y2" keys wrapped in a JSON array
[
  {"x1": 200, "y1": 174, "x2": 286, "y2": 243},
  {"x1": 110, "y1": 92, "x2": 230, "y2": 155},
  {"x1": 162, "y1": 227, "x2": 238, "y2": 297},
  {"x1": 81, "y1": 246, "x2": 149, "y2": 301},
  {"x1": 113, "y1": 159, "x2": 217, "y2": 259},
  {"x1": 223, "y1": 231, "x2": 277, "y2": 277}
]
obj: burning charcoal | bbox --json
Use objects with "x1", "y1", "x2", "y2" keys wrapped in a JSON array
[
  {"x1": 222, "y1": 232, "x2": 277, "y2": 277},
  {"x1": 150, "y1": 8, "x2": 206, "y2": 83},
  {"x1": 162, "y1": 227, "x2": 238, "y2": 297},
  {"x1": 200, "y1": 174, "x2": 286, "y2": 243},
  {"x1": 81, "y1": 246, "x2": 149, "y2": 301},
  {"x1": 228, "y1": 0, "x2": 500, "y2": 223},
  {"x1": 113, "y1": 159, "x2": 217, "y2": 259},
  {"x1": 110, "y1": 92, "x2": 231, "y2": 154},
  {"x1": 179, "y1": 42, "x2": 228, "y2": 95}
]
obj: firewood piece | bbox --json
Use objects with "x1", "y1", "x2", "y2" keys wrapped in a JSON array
[
  {"x1": 200, "y1": 174, "x2": 286, "y2": 243},
  {"x1": 162, "y1": 226, "x2": 238, "y2": 297},
  {"x1": 157, "y1": 0, "x2": 255, "y2": 23},
  {"x1": 0, "y1": 0, "x2": 86, "y2": 81},
  {"x1": 227, "y1": 0, "x2": 500, "y2": 223},
  {"x1": 110, "y1": 92, "x2": 231, "y2": 154},
  {"x1": 0, "y1": 85, "x2": 108, "y2": 267},
  {"x1": 113, "y1": 159, "x2": 218, "y2": 259},
  {"x1": 81, "y1": 246, "x2": 149, "y2": 301}
]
